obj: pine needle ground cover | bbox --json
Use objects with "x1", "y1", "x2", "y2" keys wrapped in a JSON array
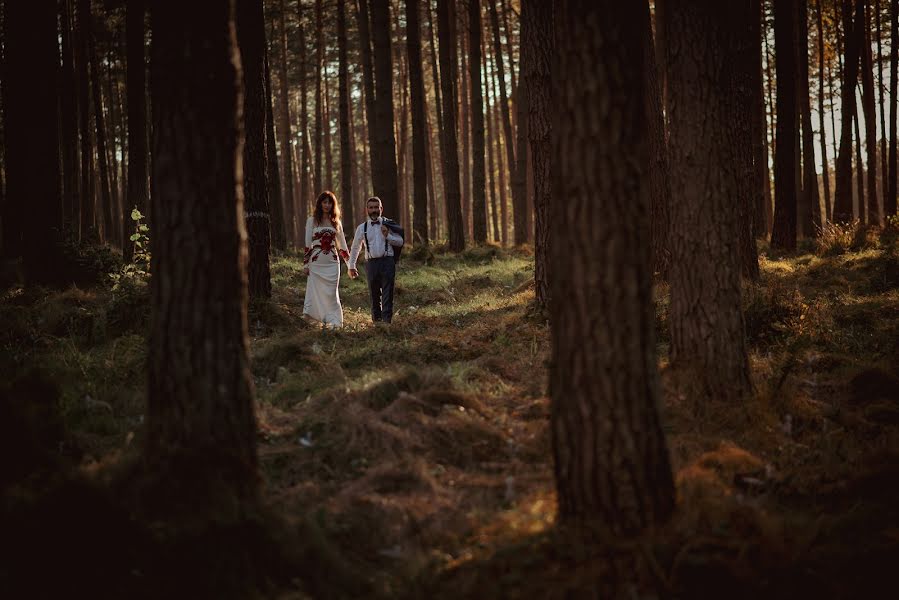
[{"x1": 1, "y1": 240, "x2": 898, "y2": 597}]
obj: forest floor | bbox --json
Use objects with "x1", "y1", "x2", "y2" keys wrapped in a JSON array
[{"x1": 2, "y1": 232, "x2": 899, "y2": 598}]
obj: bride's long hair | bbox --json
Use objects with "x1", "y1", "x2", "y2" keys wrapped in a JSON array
[{"x1": 313, "y1": 190, "x2": 341, "y2": 227}]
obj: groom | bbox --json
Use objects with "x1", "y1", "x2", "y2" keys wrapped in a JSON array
[{"x1": 347, "y1": 196, "x2": 404, "y2": 324}]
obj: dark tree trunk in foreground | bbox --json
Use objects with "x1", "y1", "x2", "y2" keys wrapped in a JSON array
[
  {"x1": 834, "y1": 0, "x2": 861, "y2": 223},
  {"x1": 371, "y1": 0, "x2": 400, "y2": 218},
  {"x1": 407, "y1": 0, "x2": 429, "y2": 245},
  {"x1": 552, "y1": 0, "x2": 674, "y2": 533},
  {"x1": 147, "y1": 0, "x2": 258, "y2": 506},
  {"x1": 523, "y1": 0, "x2": 552, "y2": 312},
  {"x1": 469, "y1": 0, "x2": 487, "y2": 244},
  {"x1": 338, "y1": 0, "x2": 354, "y2": 229},
  {"x1": 772, "y1": 0, "x2": 799, "y2": 249},
  {"x1": 437, "y1": 0, "x2": 465, "y2": 251},
  {"x1": 645, "y1": 0, "x2": 671, "y2": 278},
  {"x1": 4, "y1": 0, "x2": 65, "y2": 282},
  {"x1": 237, "y1": 0, "x2": 272, "y2": 298},
  {"x1": 665, "y1": 0, "x2": 753, "y2": 402},
  {"x1": 125, "y1": 0, "x2": 148, "y2": 262}
]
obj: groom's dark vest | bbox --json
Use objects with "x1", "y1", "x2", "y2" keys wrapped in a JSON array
[{"x1": 364, "y1": 218, "x2": 404, "y2": 264}]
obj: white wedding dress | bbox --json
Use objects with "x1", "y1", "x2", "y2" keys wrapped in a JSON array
[{"x1": 303, "y1": 217, "x2": 350, "y2": 328}]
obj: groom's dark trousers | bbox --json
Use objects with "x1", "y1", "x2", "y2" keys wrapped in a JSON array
[{"x1": 365, "y1": 257, "x2": 395, "y2": 323}]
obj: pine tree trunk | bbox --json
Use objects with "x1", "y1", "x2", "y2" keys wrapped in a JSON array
[
  {"x1": 799, "y1": 0, "x2": 822, "y2": 237},
  {"x1": 513, "y1": 77, "x2": 529, "y2": 245},
  {"x1": 876, "y1": 0, "x2": 888, "y2": 209},
  {"x1": 314, "y1": 0, "x2": 323, "y2": 194},
  {"x1": 87, "y1": 3, "x2": 114, "y2": 245},
  {"x1": 276, "y1": 0, "x2": 296, "y2": 244},
  {"x1": 297, "y1": 3, "x2": 311, "y2": 228},
  {"x1": 889, "y1": 0, "x2": 898, "y2": 217},
  {"x1": 483, "y1": 25, "x2": 500, "y2": 244},
  {"x1": 817, "y1": 0, "x2": 833, "y2": 223},
  {"x1": 469, "y1": 0, "x2": 487, "y2": 244},
  {"x1": 644, "y1": 0, "x2": 671, "y2": 278},
  {"x1": 370, "y1": 0, "x2": 400, "y2": 218},
  {"x1": 437, "y1": 0, "x2": 465, "y2": 251},
  {"x1": 855, "y1": 96, "x2": 866, "y2": 221},
  {"x1": 76, "y1": 0, "x2": 96, "y2": 241},
  {"x1": 459, "y1": 21, "x2": 472, "y2": 239},
  {"x1": 324, "y1": 64, "x2": 334, "y2": 192},
  {"x1": 860, "y1": 0, "x2": 880, "y2": 225},
  {"x1": 5, "y1": 0, "x2": 65, "y2": 282},
  {"x1": 237, "y1": 0, "x2": 272, "y2": 299},
  {"x1": 772, "y1": 0, "x2": 799, "y2": 249},
  {"x1": 60, "y1": 0, "x2": 80, "y2": 234},
  {"x1": 125, "y1": 0, "x2": 148, "y2": 261},
  {"x1": 489, "y1": 1, "x2": 520, "y2": 245},
  {"x1": 146, "y1": 0, "x2": 258, "y2": 509},
  {"x1": 407, "y1": 0, "x2": 429, "y2": 245},
  {"x1": 750, "y1": 0, "x2": 769, "y2": 239},
  {"x1": 263, "y1": 45, "x2": 287, "y2": 251},
  {"x1": 338, "y1": 0, "x2": 354, "y2": 229},
  {"x1": 552, "y1": 0, "x2": 674, "y2": 533},
  {"x1": 834, "y1": 0, "x2": 861, "y2": 223},
  {"x1": 665, "y1": 0, "x2": 753, "y2": 402},
  {"x1": 523, "y1": 0, "x2": 551, "y2": 312}
]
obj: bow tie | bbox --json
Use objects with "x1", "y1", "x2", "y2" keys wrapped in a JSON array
[{"x1": 370, "y1": 220, "x2": 379, "y2": 225}]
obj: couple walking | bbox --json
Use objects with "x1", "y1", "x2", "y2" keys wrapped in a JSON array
[{"x1": 302, "y1": 191, "x2": 403, "y2": 328}]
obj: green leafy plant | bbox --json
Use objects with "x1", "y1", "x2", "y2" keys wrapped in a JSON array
[{"x1": 110, "y1": 208, "x2": 150, "y2": 290}]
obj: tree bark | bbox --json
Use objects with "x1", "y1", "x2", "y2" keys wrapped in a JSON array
[
  {"x1": 489, "y1": 0, "x2": 520, "y2": 245},
  {"x1": 834, "y1": 0, "x2": 862, "y2": 223},
  {"x1": 483, "y1": 25, "x2": 500, "y2": 244},
  {"x1": 125, "y1": 0, "x2": 148, "y2": 261},
  {"x1": 750, "y1": 0, "x2": 770, "y2": 239},
  {"x1": 772, "y1": 0, "x2": 799, "y2": 249},
  {"x1": 552, "y1": 0, "x2": 674, "y2": 533},
  {"x1": 860, "y1": 0, "x2": 880, "y2": 225},
  {"x1": 799, "y1": 0, "x2": 822, "y2": 237},
  {"x1": 4, "y1": 0, "x2": 65, "y2": 282},
  {"x1": 876, "y1": 0, "x2": 888, "y2": 211},
  {"x1": 338, "y1": 0, "x2": 354, "y2": 230},
  {"x1": 370, "y1": 0, "x2": 400, "y2": 218},
  {"x1": 87, "y1": 1, "x2": 115, "y2": 245},
  {"x1": 523, "y1": 0, "x2": 551, "y2": 312},
  {"x1": 147, "y1": 0, "x2": 258, "y2": 509},
  {"x1": 76, "y1": 0, "x2": 96, "y2": 242},
  {"x1": 237, "y1": 0, "x2": 272, "y2": 298},
  {"x1": 314, "y1": 0, "x2": 324, "y2": 194},
  {"x1": 406, "y1": 0, "x2": 429, "y2": 245},
  {"x1": 263, "y1": 45, "x2": 286, "y2": 252},
  {"x1": 437, "y1": 0, "x2": 465, "y2": 251},
  {"x1": 816, "y1": 0, "x2": 832, "y2": 224},
  {"x1": 469, "y1": 0, "x2": 487, "y2": 244},
  {"x1": 60, "y1": 0, "x2": 80, "y2": 234},
  {"x1": 665, "y1": 0, "x2": 753, "y2": 402},
  {"x1": 276, "y1": 0, "x2": 297, "y2": 244},
  {"x1": 297, "y1": 2, "x2": 311, "y2": 228},
  {"x1": 889, "y1": 0, "x2": 899, "y2": 217}
]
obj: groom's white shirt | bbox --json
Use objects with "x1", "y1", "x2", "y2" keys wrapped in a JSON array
[{"x1": 348, "y1": 216, "x2": 403, "y2": 270}]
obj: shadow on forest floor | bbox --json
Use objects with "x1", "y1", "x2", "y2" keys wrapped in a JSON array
[{"x1": 2, "y1": 239, "x2": 899, "y2": 598}]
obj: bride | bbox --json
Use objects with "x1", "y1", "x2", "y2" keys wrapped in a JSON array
[{"x1": 302, "y1": 191, "x2": 350, "y2": 328}]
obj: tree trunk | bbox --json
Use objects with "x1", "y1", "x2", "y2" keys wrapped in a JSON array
[
  {"x1": 370, "y1": 0, "x2": 400, "y2": 218},
  {"x1": 276, "y1": 0, "x2": 296, "y2": 244},
  {"x1": 324, "y1": 66, "x2": 334, "y2": 192},
  {"x1": 834, "y1": 0, "x2": 861, "y2": 223},
  {"x1": 876, "y1": 0, "x2": 888, "y2": 212},
  {"x1": 338, "y1": 0, "x2": 354, "y2": 231},
  {"x1": 146, "y1": 0, "x2": 258, "y2": 509},
  {"x1": 665, "y1": 0, "x2": 753, "y2": 402},
  {"x1": 889, "y1": 0, "x2": 898, "y2": 217},
  {"x1": 263, "y1": 45, "x2": 286, "y2": 252},
  {"x1": 237, "y1": 0, "x2": 272, "y2": 298},
  {"x1": 817, "y1": 0, "x2": 832, "y2": 224},
  {"x1": 297, "y1": 2, "x2": 311, "y2": 229},
  {"x1": 523, "y1": 0, "x2": 551, "y2": 312},
  {"x1": 772, "y1": 0, "x2": 799, "y2": 249},
  {"x1": 483, "y1": 25, "x2": 500, "y2": 244},
  {"x1": 60, "y1": 0, "x2": 80, "y2": 234},
  {"x1": 76, "y1": 0, "x2": 96, "y2": 241},
  {"x1": 644, "y1": 0, "x2": 671, "y2": 278},
  {"x1": 87, "y1": 2, "x2": 114, "y2": 245},
  {"x1": 750, "y1": 0, "x2": 769, "y2": 239},
  {"x1": 764, "y1": 2, "x2": 776, "y2": 234},
  {"x1": 489, "y1": 0, "x2": 520, "y2": 245},
  {"x1": 125, "y1": 0, "x2": 148, "y2": 261},
  {"x1": 799, "y1": 0, "x2": 822, "y2": 237},
  {"x1": 469, "y1": 0, "x2": 487, "y2": 244},
  {"x1": 459, "y1": 20, "x2": 472, "y2": 239},
  {"x1": 513, "y1": 76, "x2": 529, "y2": 245},
  {"x1": 4, "y1": 0, "x2": 65, "y2": 282},
  {"x1": 314, "y1": 0, "x2": 323, "y2": 194},
  {"x1": 855, "y1": 94, "x2": 866, "y2": 221},
  {"x1": 406, "y1": 0, "x2": 429, "y2": 245},
  {"x1": 552, "y1": 0, "x2": 674, "y2": 534},
  {"x1": 860, "y1": 0, "x2": 880, "y2": 225},
  {"x1": 437, "y1": 0, "x2": 465, "y2": 251}
]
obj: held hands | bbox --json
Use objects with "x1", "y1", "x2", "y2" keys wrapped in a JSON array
[{"x1": 348, "y1": 268, "x2": 359, "y2": 279}]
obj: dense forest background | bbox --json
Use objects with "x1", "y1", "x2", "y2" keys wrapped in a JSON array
[{"x1": 1, "y1": 0, "x2": 899, "y2": 598}]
